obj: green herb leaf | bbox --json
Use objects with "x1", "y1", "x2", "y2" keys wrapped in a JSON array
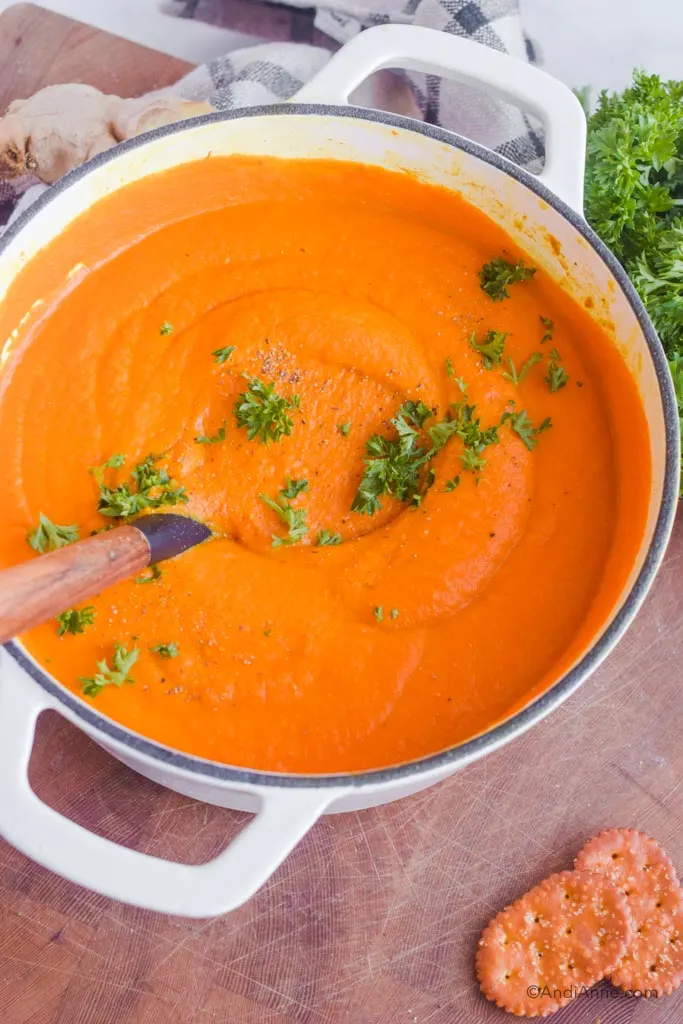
[
  {"x1": 502, "y1": 351, "x2": 543, "y2": 385},
  {"x1": 540, "y1": 316, "x2": 554, "y2": 344},
  {"x1": 234, "y1": 374, "x2": 300, "y2": 444},
  {"x1": 443, "y1": 476, "x2": 461, "y2": 492},
  {"x1": 445, "y1": 356, "x2": 455, "y2": 378},
  {"x1": 545, "y1": 348, "x2": 570, "y2": 392},
  {"x1": 503, "y1": 409, "x2": 553, "y2": 451},
  {"x1": 27, "y1": 514, "x2": 79, "y2": 553},
  {"x1": 56, "y1": 606, "x2": 95, "y2": 636},
  {"x1": 260, "y1": 491, "x2": 308, "y2": 547},
  {"x1": 135, "y1": 564, "x2": 164, "y2": 585},
  {"x1": 280, "y1": 477, "x2": 308, "y2": 500},
  {"x1": 150, "y1": 642, "x2": 179, "y2": 659},
  {"x1": 160, "y1": 321, "x2": 173, "y2": 336},
  {"x1": 479, "y1": 258, "x2": 536, "y2": 301},
  {"x1": 213, "y1": 345, "x2": 235, "y2": 364},
  {"x1": 195, "y1": 420, "x2": 227, "y2": 445},
  {"x1": 352, "y1": 401, "x2": 432, "y2": 514},
  {"x1": 79, "y1": 643, "x2": 139, "y2": 698},
  {"x1": 583, "y1": 72, "x2": 683, "y2": 489},
  {"x1": 316, "y1": 530, "x2": 342, "y2": 546},
  {"x1": 453, "y1": 376, "x2": 468, "y2": 394},
  {"x1": 390, "y1": 608, "x2": 399, "y2": 620},
  {"x1": 338, "y1": 421, "x2": 351, "y2": 437},
  {"x1": 96, "y1": 453, "x2": 188, "y2": 519},
  {"x1": 461, "y1": 448, "x2": 487, "y2": 472},
  {"x1": 470, "y1": 330, "x2": 508, "y2": 369},
  {"x1": 373, "y1": 606, "x2": 384, "y2": 623}
]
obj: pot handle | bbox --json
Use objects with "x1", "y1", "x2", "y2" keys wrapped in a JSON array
[
  {"x1": 0, "y1": 665, "x2": 335, "y2": 918},
  {"x1": 295, "y1": 24, "x2": 587, "y2": 213}
]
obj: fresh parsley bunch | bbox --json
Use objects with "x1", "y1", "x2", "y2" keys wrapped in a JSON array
[{"x1": 584, "y1": 72, "x2": 683, "y2": 484}]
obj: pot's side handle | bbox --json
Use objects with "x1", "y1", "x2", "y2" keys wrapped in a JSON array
[
  {"x1": 0, "y1": 669, "x2": 336, "y2": 918},
  {"x1": 295, "y1": 25, "x2": 587, "y2": 214}
]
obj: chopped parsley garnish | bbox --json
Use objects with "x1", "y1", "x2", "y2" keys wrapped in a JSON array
[
  {"x1": 79, "y1": 643, "x2": 139, "y2": 698},
  {"x1": 94, "y1": 453, "x2": 188, "y2": 519},
  {"x1": 502, "y1": 409, "x2": 552, "y2": 451},
  {"x1": 280, "y1": 477, "x2": 308, "y2": 500},
  {"x1": 27, "y1": 514, "x2": 79, "y2": 553},
  {"x1": 316, "y1": 530, "x2": 342, "y2": 546},
  {"x1": 150, "y1": 643, "x2": 179, "y2": 659},
  {"x1": 56, "y1": 606, "x2": 95, "y2": 636},
  {"x1": 540, "y1": 316, "x2": 554, "y2": 343},
  {"x1": 545, "y1": 349, "x2": 570, "y2": 392},
  {"x1": 260, "y1": 486, "x2": 308, "y2": 547},
  {"x1": 373, "y1": 606, "x2": 384, "y2": 623},
  {"x1": 390, "y1": 608, "x2": 399, "y2": 620},
  {"x1": 445, "y1": 356, "x2": 455, "y2": 378},
  {"x1": 213, "y1": 345, "x2": 235, "y2": 364},
  {"x1": 195, "y1": 420, "x2": 227, "y2": 445},
  {"x1": 503, "y1": 352, "x2": 543, "y2": 385},
  {"x1": 160, "y1": 321, "x2": 174, "y2": 336},
  {"x1": 479, "y1": 258, "x2": 537, "y2": 301},
  {"x1": 352, "y1": 403, "x2": 431, "y2": 515},
  {"x1": 470, "y1": 330, "x2": 508, "y2": 369},
  {"x1": 338, "y1": 421, "x2": 351, "y2": 437},
  {"x1": 443, "y1": 476, "x2": 461, "y2": 492},
  {"x1": 353, "y1": 398, "x2": 501, "y2": 513},
  {"x1": 135, "y1": 564, "x2": 164, "y2": 584},
  {"x1": 234, "y1": 374, "x2": 300, "y2": 444},
  {"x1": 454, "y1": 376, "x2": 468, "y2": 394},
  {"x1": 461, "y1": 448, "x2": 487, "y2": 473}
]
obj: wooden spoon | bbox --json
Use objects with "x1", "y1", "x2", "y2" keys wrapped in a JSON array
[{"x1": 0, "y1": 513, "x2": 211, "y2": 643}]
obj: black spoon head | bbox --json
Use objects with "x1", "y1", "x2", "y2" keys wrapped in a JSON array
[{"x1": 134, "y1": 513, "x2": 212, "y2": 565}]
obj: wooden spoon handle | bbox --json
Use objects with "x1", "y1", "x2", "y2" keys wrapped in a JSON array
[{"x1": 0, "y1": 526, "x2": 150, "y2": 643}]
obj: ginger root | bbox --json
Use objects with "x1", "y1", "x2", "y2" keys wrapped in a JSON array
[{"x1": 0, "y1": 84, "x2": 214, "y2": 185}]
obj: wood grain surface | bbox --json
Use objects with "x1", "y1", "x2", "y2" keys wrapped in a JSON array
[{"x1": 1, "y1": 6, "x2": 682, "y2": 1024}]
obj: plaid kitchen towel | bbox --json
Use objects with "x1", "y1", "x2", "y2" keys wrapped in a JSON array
[
  {"x1": 1, "y1": 0, "x2": 542, "y2": 222},
  {"x1": 170, "y1": 0, "x2": 543, "y2": 170}
]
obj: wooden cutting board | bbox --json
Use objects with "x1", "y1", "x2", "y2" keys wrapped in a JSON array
[{"x1": 1, "y1": 6, "x2": 682, "y2": 1023}]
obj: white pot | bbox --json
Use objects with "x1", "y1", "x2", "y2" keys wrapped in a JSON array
[{"x1": 0, "y1": 26, "x2": 678, "y2": 918}]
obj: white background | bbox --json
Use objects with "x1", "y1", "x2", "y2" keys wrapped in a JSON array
[{"x1": 0, "y1": 0, "x2": 681, "y2": 99}]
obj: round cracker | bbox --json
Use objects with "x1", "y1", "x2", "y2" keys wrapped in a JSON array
[
  {"x1": 476, "y1": 870, "x2": 633, "y2": 1017},
  {"x1": 575, "y1": 828, "x2": 678, "y2": 928},
  {"x1": 610, "y1": 882, "x2": 683, "y2": 997}
]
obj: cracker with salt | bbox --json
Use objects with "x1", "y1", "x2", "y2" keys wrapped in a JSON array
[
  {"x1": 476, "y1": 870, "x2": 633, "y2": 1017},
  {"x1": 576, "y1": 828, "x2": 683, "y2": 997}
]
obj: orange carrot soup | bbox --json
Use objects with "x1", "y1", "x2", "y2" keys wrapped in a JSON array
[{"x1": 0, "y1": 157, "x2": 651, "y2": 773}]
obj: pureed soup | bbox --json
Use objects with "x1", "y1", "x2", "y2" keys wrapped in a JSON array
[{"x1": 0, "y1": 157, "x2": 650, "y2": 773}]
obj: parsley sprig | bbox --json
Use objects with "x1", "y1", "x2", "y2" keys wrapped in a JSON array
[
  {"x1": 545, "y1": 349, "x2": 570, "y2": 392},
  {"x1": 92, "y1": 453, "x2": 188, "y2": 519},
  {"x1": 352, "y1": 397, "x2": 502, "y2": 514},
  {"x1": 470, "y1": 330, "x2": 508, "y2": 369},
  {"x1": 213, "y1": 345, "x2": 235, "y2": 364},
  {"x1": 503, "y1": 352, "x2": 543, "y2": 385},
  {"x1": 260, "y1": 483, "x2": 309, "y2": 547},
  {"x1": 27, "y1": 514, "x2": 79, "y2": 553},
  {"x1": 317, "y1": 530, "x2": 342, "y2": 546},
  {"x1": 234, "y1": 374, "x2": 300, "y2": 444},
  {"x1": 57, "y1": 606, "x2": 95, "y2": 636},
  {"x1": 540, "y1": 316, "x2": 554, "y2": 344},
  {"x1": 79, "y1": 643, "x2": 139, "y2": 698},
  {"x1": 502, "y1": 409, "x2": 552, "y2": 451},
  {"x1": 584, "y1": 72, "x2": 683, "y2": 488},
  {"x1": 280, "y1": 478, "x2": 308, "y2": 499},
  {"x1": 479, "y1": 258, "x2": 536, "y2": 301},
  {"x1": 150, "y1": 643, "x2": 179, "y2": 658},
  {"x1": 195, "y1": 420, "x2": 227, "y2": 445}
]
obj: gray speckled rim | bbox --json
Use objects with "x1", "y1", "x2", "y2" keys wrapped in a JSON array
[{"x1": 2, "y1": 104, "x2": 679, "y2": 791}]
